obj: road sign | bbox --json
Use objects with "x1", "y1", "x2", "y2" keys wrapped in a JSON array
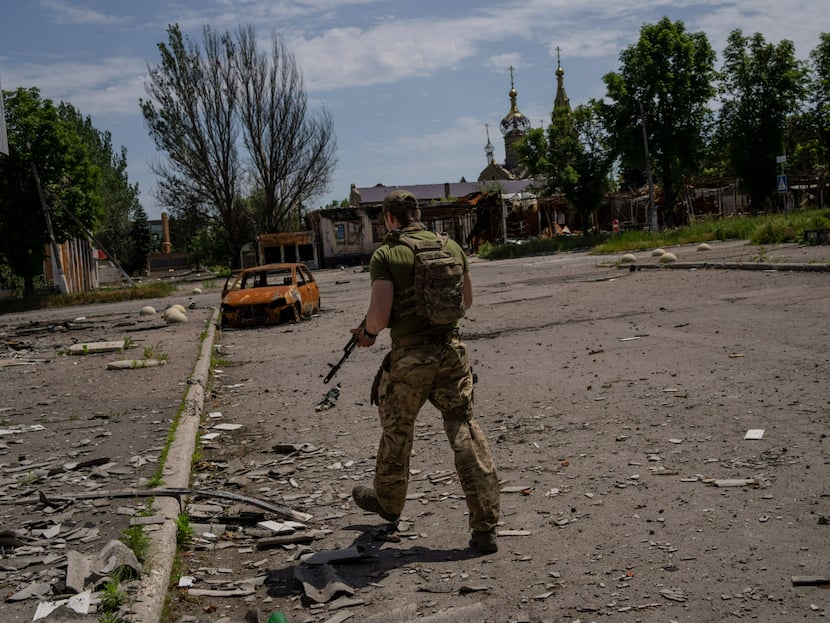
[
  {"x1": 777, "y1": 175, "x2": 788, "y2": 193},
  {"x1": 776, "y1": 155, "x2": 787, "y2": 164}
]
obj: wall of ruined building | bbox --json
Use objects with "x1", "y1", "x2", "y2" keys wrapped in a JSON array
[
  {"x1": 43, "y1": 237, "x2": 99, "y2": 293},
  {"x1": 256, "y1": 231, "x2": 319, "y2": 268}
]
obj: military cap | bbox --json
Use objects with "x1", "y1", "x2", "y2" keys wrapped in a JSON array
[{"x1": 383, "y1": 189, "x2": 419, "y2": 211}]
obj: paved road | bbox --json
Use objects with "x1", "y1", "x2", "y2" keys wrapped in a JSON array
[{"x1": 1, "y1": 239, "x2": 828, "y2": 623}]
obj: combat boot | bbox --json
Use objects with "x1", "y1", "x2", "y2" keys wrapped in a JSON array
[
  {"x1": 351, "y1": 485, "x2": 399, "y2": 522},
  {"x1": 469, "y1": 528, "x2": 498, "y2": 554}
]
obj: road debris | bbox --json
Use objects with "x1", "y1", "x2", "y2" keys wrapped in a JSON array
[
  {"x1": 68, "y1": 340, "x2": 126, "y2": 355},
  {"x1": 20, "y1": 487, "x2": 313, "y2": 522},
  {"x1": 294, "y1": 563, "x2": 354, "y2": 603},
  {"x1": 316, "y1": 384, "x2": 341, "y2": 411},
  {"x1": 106, "y1": 358, "x2": 167, "y2": 369}
]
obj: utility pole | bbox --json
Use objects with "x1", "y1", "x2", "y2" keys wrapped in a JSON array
[
  {"x1": 639, "y1": 101, "x2": 658, "y2": 232},
  {"x1": 30, "y1": 154, "x2": 69, "y2": 294}
]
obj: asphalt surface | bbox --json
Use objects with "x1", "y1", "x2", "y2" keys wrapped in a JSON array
[{"x1": 1, "y1": 239, "x2": 828, "y2": 623}]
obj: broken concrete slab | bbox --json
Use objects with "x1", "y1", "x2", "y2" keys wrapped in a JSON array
[
  {"x1": 5, "y1": 581, "x2": 51, "y2": 601},
  {"x1": 32, "y1": 589, "x2": 92, "y2": 620},
  {"x1": 68, "y1": 340, "x2": 126, "y2": 355},
  {"x1": 96, "y1": 539, "x2": 142, "y2": 577},
  {"x1": 106, "y1": 358, "x2": 167, "y2": 370},
  {"x1": 293, "y1": 564, "x2": 354, "y2": 603},
  {"x1": 65, "y1": 549, "x2": 92, "y2": 594},
  {"x1": 300, "y1": 545, "x2": 368, "y2": 566}
]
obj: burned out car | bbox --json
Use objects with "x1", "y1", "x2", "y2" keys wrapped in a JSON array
[{"x1": 220, "y1": 263, "x2": 321, "y2": 328}]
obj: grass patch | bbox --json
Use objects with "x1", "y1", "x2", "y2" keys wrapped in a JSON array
[
  {"x1": 176, "y1": 513, "x2": 194, "y2": 549},
  {"x1": 120, "y1": 525, "x2": 150, "y2": 562},
  {"x1": 147, "y1": 315, "x2": 215, "y2": 488},
  {"x1": 478, "y1": 209, "x2": 830, "y2": 260},
  {"x1": 99, "y1": 575, "x2": 128, "y2": 612},
  {"x1": 143, "y1": 345, "x2": 169, "y2": 362},
  {"x1": 0, "y1": 281, "x2": 177, "y2": 315}
]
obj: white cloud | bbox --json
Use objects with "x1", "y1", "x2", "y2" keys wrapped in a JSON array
[
  {"x1": 40, "y1": 0, "x2": 125, "y2": 25},
  {"x1": 485, "y1": 53, "x2": 526, "y2": 72},
  {"x1": 5, "y1": 57, "x2": 148, "y2": 117}
]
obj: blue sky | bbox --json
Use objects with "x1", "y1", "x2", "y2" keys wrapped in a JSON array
[{"x1": 1, "y1": 0, "x2": 826, "y2": 220}]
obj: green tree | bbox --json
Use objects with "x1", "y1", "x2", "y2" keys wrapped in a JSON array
[
  {"x1": 716, "y1": 30, "x2": 807, "y2": 213},
  {"x1": 520, "y1": 106, "x2": 579, "y2": 198},
  {"x1": 57, "y1": 102, "x2": 146, "y2": 273},
  {"x1": 519, "y1": 100, "x2": 614, "y2": 232},
  {"x1": 234, "y1": 25, "x2": 336, "y2": 232},
  {"x1": 602, "y1": 17, "x2": 716, "y2": 226},
  {"x1": 569, "y1": 100, "x2": 615, "y2": 231},
  {"x1": 126, "y1": 204, "x2": 154, "y2": 274},
  {"x1": 142, "y1": 24, "x2": 249, "y2": 267},
  {"x1": 788, "y1": 33, "x2": 829, "y2": 187},
  {"x1": 142, "y1": 23, "x2": 337, "y2": 268},
  {"x1": 0, "y1": 87, "x2": 100, "y2": 295}
]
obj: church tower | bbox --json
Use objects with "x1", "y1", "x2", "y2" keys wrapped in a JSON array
[
  {"x1": 500, "y1": 66, "x2": 530, "y2": 175},
  {"x1": 552, "y1": 47, "x2": 571, "y2": 117},
  {"x1": 484, "y1": 123, "x2": 495, "y2": 166}
]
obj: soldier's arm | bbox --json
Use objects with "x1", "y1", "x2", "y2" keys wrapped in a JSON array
[
  {"x1": 463, "y1": 271, "x2": 473, "y2": 310},
  {"x1": 353, "y1": 279, "x2": 394, "y2": 347}
]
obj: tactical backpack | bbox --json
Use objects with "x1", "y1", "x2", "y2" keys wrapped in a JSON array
[{"x1": 397, "y1": 232, "x2": 466, "y2": 325}]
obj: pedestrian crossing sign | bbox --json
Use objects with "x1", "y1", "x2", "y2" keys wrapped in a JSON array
[{"x1": 777, "y1": 175, "x2": 788, "y2": 193}]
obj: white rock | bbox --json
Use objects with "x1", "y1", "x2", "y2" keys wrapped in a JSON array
[
  {"x1": 139, "y1": 306, "x2": 156, "y2": 316},
  {"x1": 697, "y1": 242, "x2": 711, "y2": 251},
  {"x1": 652, "y1": 248, "x2": 666, "y2": 257},
  {"x1": 659, "y1": 252, "x2": 678, "y2": 263},
  {"x1": 621, "y1": 253, "x2": 637, "y2": 263},
  {"x1": 192, "y1": 287, "x2": 203, "y2": 294},
  {"x1": 165, "y1": 309, "x2": 188, "y2": 323}
]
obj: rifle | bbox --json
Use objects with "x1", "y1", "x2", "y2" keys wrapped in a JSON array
[{"x1": 324, "y1": 318, "x2": 365, "y2": 384}]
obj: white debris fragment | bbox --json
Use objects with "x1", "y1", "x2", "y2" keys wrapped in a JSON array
[
  {"x1": 0, "y1": 424, "x2": 46, "y2": 436},
  {"x1": 69, "y1": 340, "x2": 126, "y2": 355},
  {"x1": 107, "y1": 359, "x2": 167, "y2": 370},
  {"x1": 33, "y1": 590, "x2": 91, "y2": 620},
  {"x1": 212, "y1": 423, "x2": 243, "y2": 431}
]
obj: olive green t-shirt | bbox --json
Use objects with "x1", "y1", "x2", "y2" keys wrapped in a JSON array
[{"x1": 369, "y1": 224, "x2": 468, "y2": 339}]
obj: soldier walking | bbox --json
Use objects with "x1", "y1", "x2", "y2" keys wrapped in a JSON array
[{"x1": 350, "y1": 189, "x2": 501, "y2": 554}]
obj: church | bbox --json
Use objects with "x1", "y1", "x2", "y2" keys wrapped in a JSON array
[
  {"x1": 479, "y1": 51, "x2": 571, "y2": 182},
  {"x1": 303, "y1": 55, "x2": 575, "y2": 268}
]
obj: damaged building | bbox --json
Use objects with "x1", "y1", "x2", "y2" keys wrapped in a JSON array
[{"x1": 305, "y1": 182, "x2": 542, "y2": 268}]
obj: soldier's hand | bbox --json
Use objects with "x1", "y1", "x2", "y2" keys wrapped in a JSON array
[{"x1": 351, "y1": 325, "x2": 376, "y2": 348}]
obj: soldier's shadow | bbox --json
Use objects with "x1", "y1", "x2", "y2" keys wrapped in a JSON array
[{"x1": 265, "y1": 522, "x2": 486, "y2": 600}]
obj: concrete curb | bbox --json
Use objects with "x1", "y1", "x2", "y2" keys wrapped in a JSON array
[
  {"x1": 132, "y1": 307, "x2": 219, "y2": 623},
  {"x1": 623, "y1": 261, "x2": 830, "y2": 272}
]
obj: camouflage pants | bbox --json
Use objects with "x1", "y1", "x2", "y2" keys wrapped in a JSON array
[{"x1": 370, "y1": 336, "x2": 500, "y2": 532}]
